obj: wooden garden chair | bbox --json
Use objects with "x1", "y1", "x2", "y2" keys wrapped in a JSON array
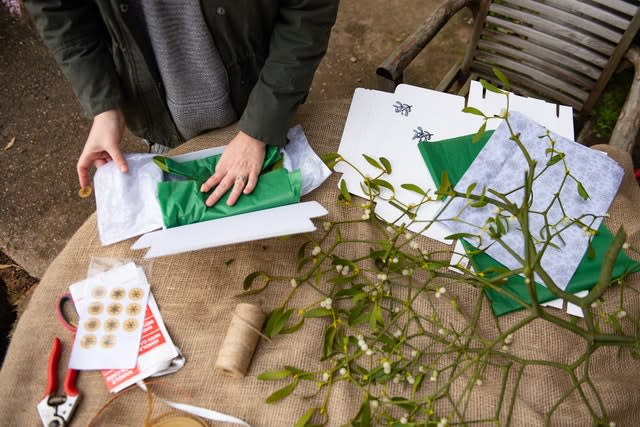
[{"x1": 376, "y1": 0, "x2": 640, "y2": 153}]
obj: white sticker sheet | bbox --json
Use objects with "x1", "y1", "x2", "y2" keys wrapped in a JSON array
[{"x1": 69, "y1": 262, "x2": 150, "y2": 370}]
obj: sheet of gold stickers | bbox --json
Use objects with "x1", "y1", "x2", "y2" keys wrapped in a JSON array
[{"x1": 69, "y1": 262, "x2": 150, "y2": 370}]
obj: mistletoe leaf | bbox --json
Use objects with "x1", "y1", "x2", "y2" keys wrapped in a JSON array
[
  {"x1": 362, "y1": 154, "x2": 383, "y2": 170},
  {"x1": 294, "y1": 407, "x2": 318, "y2": 427},
  {"x1": 339, "y1": 179, "x2": 352, "y2": 202},
  {"x1": 380, "y1": 156, "x2": 392, "y2": 174},
  {"x1": 258, "y1": 369, "x2": 293, "y2": 381},
  {"x1": 265, "y1": 378, "x2": 299, "y2": 404}
]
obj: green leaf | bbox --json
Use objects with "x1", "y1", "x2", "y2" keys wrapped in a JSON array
[
  {"x1": 265, "y1": 378, "x2": 298, "y2": 403},
  {"x1": 322, "y1": 325, "x2": 337, "y2": 359},
  {"x1": 297, "y1": 256, "x2": 313, "y2": 273},
  {"x1": 281, "y1": 317, "x2": 305, "y2": 334},
  {"x1": 445, "y1": 232, "x2": 478, "y2": 241},
  {"x1": 546, "y1": 153, "x2": 565, "y2": 166},
  {"x1": 224, "y1": 258, "x2": 234, "y2": 266},
  {"x1": 321, "y1": 152, "x2": 342, "y2": 169},
  {"x1": 264, "y1": 308, "x2": 293, "y2": 338},
  {"x1": 348, "y1": 302, "x2": 369, "y2": 326},
  {"x1": 339, "y1": 179, "x2": 352, "y2": 202},
  {"x1": 294, "y1": 408, "x2": 318, "y2": 427},
  {"x1": 369, "y1": 305, "x2": 384, "y2": 330},
  {"x1": 304, "y1": 307, "x2": 333, "y2": 318},
  {"x1": 492, "y1": 67, "x2": 511, "y2": 89},
  {"x1": 152, "y1": 156, "x2": 170, "y2": 172},
  {"x1": 297, "y1": 241, "x2": 310, "y2": 260},
  {"x1": 362, "y1": 153, "x2": 383, "y2": 170},
  {"x1": 412, "y1": 373, "x2": 425, "y2": 393},
  {"x1": 436, "y1": 171, "x2": 452, "y2": 199},
  {"x1": 390, "y1": 396, "x2": 416, "y2": 411},
  {"x1": 258, "y1": 369, "x2": 293, "y2": 381},
  {"x1": 400, "y1": 183, "x2": 427, "y2": 196},
  {"x1": 462, "y1": 106, "x2": 486, "y2": 117},
  {"x1": 371, "y1": 178, "x2": 394, "y2": 192},
  {"x1": 465, "y1": 182, "x2": 477, "y2": 198},
  {"x1": 243, "y1": 271, "x2": 270, "y2": 290},
  {"x1": 577, "y1": 181, "x2": 590, "y2": 200},
  {"x1": 472, "y1": 121, "x2": 487, "y2": 144},
  {"x1": 380, "y1": 156, "x2": 392, "y2": 174},
  {"x1": 480, "y1": 78, "x2": 503, "y2": 94},
  {"x1": 353, "y1": 400, "x2": 371, "y2": 427},
  {"x1": 470, "y1": 198, "x2": 488, "y2": 208}
]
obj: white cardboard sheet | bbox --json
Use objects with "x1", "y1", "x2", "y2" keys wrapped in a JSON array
[
  {"x1": 336, "y1": 82, "x2": 575, "y2": 244},
  {"x1": 131, "y1": 201, "x2": 328, "y2": 258}
]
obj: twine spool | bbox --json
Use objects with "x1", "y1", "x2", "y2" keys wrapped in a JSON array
[{"x1": 215, "y1": 303, "x2": 266, "y2": 378}]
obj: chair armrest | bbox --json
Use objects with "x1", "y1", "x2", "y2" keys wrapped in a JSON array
[
  {"x1": 376, "y1": 0, "x2": 476, "y2": 91},
  {"x1": 610, "y1": 45, "x2": 640, "y2": 153}
]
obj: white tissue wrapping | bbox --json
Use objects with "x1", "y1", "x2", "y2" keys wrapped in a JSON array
[{"x1": 94, "y1": 154, "x2": 165, "y2": 246}]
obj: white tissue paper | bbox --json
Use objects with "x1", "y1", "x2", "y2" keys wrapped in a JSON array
[
  {"x1": 94, "y1": 154, "x2": 165, "y2": 246},
  {"x1": 282, "y1": 124, "x2": 332, "y2": 196}
]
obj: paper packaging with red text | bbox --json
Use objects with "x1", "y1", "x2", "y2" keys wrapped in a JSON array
[{"x1": 101, "y1": 293, "x2": 179, "y2": 393}]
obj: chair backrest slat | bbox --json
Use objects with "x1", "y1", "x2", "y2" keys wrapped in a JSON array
[
  {"x1": 484, "y1": 30, "x2": 603, "y2": 79},
  {"x1": 543, "y1": 0, "x2": 633, "y2": 30},
  {"x1": 465, "y1": 0, "x2": 639, "y2": 117},
  {"x1": 507, "y1": 0, "x2": 622, "y2": 43},
  {"x1": 478, "y1": 39, "x2": 595, "y2": 88},
  {"x1": 475, "y1": 51, "x2": 590, "y2": 101},
  {"x1": 592, "y1": 0, "x2": 638, "y2": 16},
  {"x1": 491, "y1": 3, "x2": 616, "y2": 55},
  {"x1": 473, "y1": 62, "x2": 584, "y2": 110}
]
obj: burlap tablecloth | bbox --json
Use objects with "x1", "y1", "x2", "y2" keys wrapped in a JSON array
[{"x1": 1, "y1": 100, "x2": 639, "y2": 426}]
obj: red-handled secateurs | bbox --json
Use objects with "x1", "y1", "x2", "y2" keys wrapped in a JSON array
[{"x1": 36, "y1": 337, "x2": 80, "y2": 427}]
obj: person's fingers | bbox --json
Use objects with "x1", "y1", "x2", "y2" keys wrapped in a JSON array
[
  {"x1": 108, "y1": 146, "x2": 128, "y2": 173},
  {"x1": 77, "y1": 155, "x2": 92, "y2": 189},
  {"x1": 226, "y1": 175, "x2": 247, "y2": 206},
  {"x1": 201, "y1": 170, "x2": 225, "y2": 193},
  {"x1": 243, "y1": 168, "x2": 259, "y2": 195},
  {"x1": 205, "y1": 175, "x2": 234, "y2": 207}
]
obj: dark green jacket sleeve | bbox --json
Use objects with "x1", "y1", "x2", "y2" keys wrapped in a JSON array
[
  {"x1": 24, "y1": 0, "x2": 122, "y2": 117},
  {"x1": 238, "y1": 0, "x2": 339, "y2": 146}
]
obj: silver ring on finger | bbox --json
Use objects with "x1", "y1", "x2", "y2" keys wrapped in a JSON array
[{"x1": 235, "y1": 175, "x2": 248, "y2": 185}]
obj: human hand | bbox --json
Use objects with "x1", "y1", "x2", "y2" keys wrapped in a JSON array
[
  {"x1": 77, "y1": 108, "x2": 127, "y2": 188},
  {"x1": 200, "y1": 131, "x2": 266, "y2": 207}
]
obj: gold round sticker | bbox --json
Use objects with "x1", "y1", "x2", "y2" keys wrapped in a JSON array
[
  {"x1": 104, "y1": 318, "x2": 120, "y2": 332},
  {"x1": 80, "y1": 334, "x2": 97, "y2": 349},
  {"x1": 83, "y1": 318, "x2": 100, "y2": 332},
  {"x1": 107, "y1": 303, "x2": 122, "y2": 316},
  {"x1": 128, "y1": 287, "x2": 144, "y2": 301},
  {"x1": 101, "y1": 334, "x2": 117, "y2": 348},
  {"x1": 78, "y1": 186, "x2": 92, "y2": 198},
  {"x1": 91, "y1": 286, "x2": 106, "y2": 299},
  {"x1": 126, "y1": 303, "x2": 141, "y2": 316},
  {"x1": 111, "y1": 287, "x2": 126, "y2": 300},
  {"x1": 123, "y1": 318, "x2": 139, "y2": 332},
  {"x1": 87, "y1": 302, "x2": 103, "y2": 316}
]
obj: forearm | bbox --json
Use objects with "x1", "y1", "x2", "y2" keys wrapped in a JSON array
[{"x1": 238, "y1": 0, "x2": 339, "y2": 146}]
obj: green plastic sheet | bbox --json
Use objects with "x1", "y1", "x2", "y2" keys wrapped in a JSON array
[
  {"x1": 417, "y1": 131, "x2": 494, "y2": 189},
  {"x1": 154, "y1": 145, "x2": 301, "y2": 228},
  {"x1": 419, "y1": 132, "x2": 640, "y2": 315}
]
